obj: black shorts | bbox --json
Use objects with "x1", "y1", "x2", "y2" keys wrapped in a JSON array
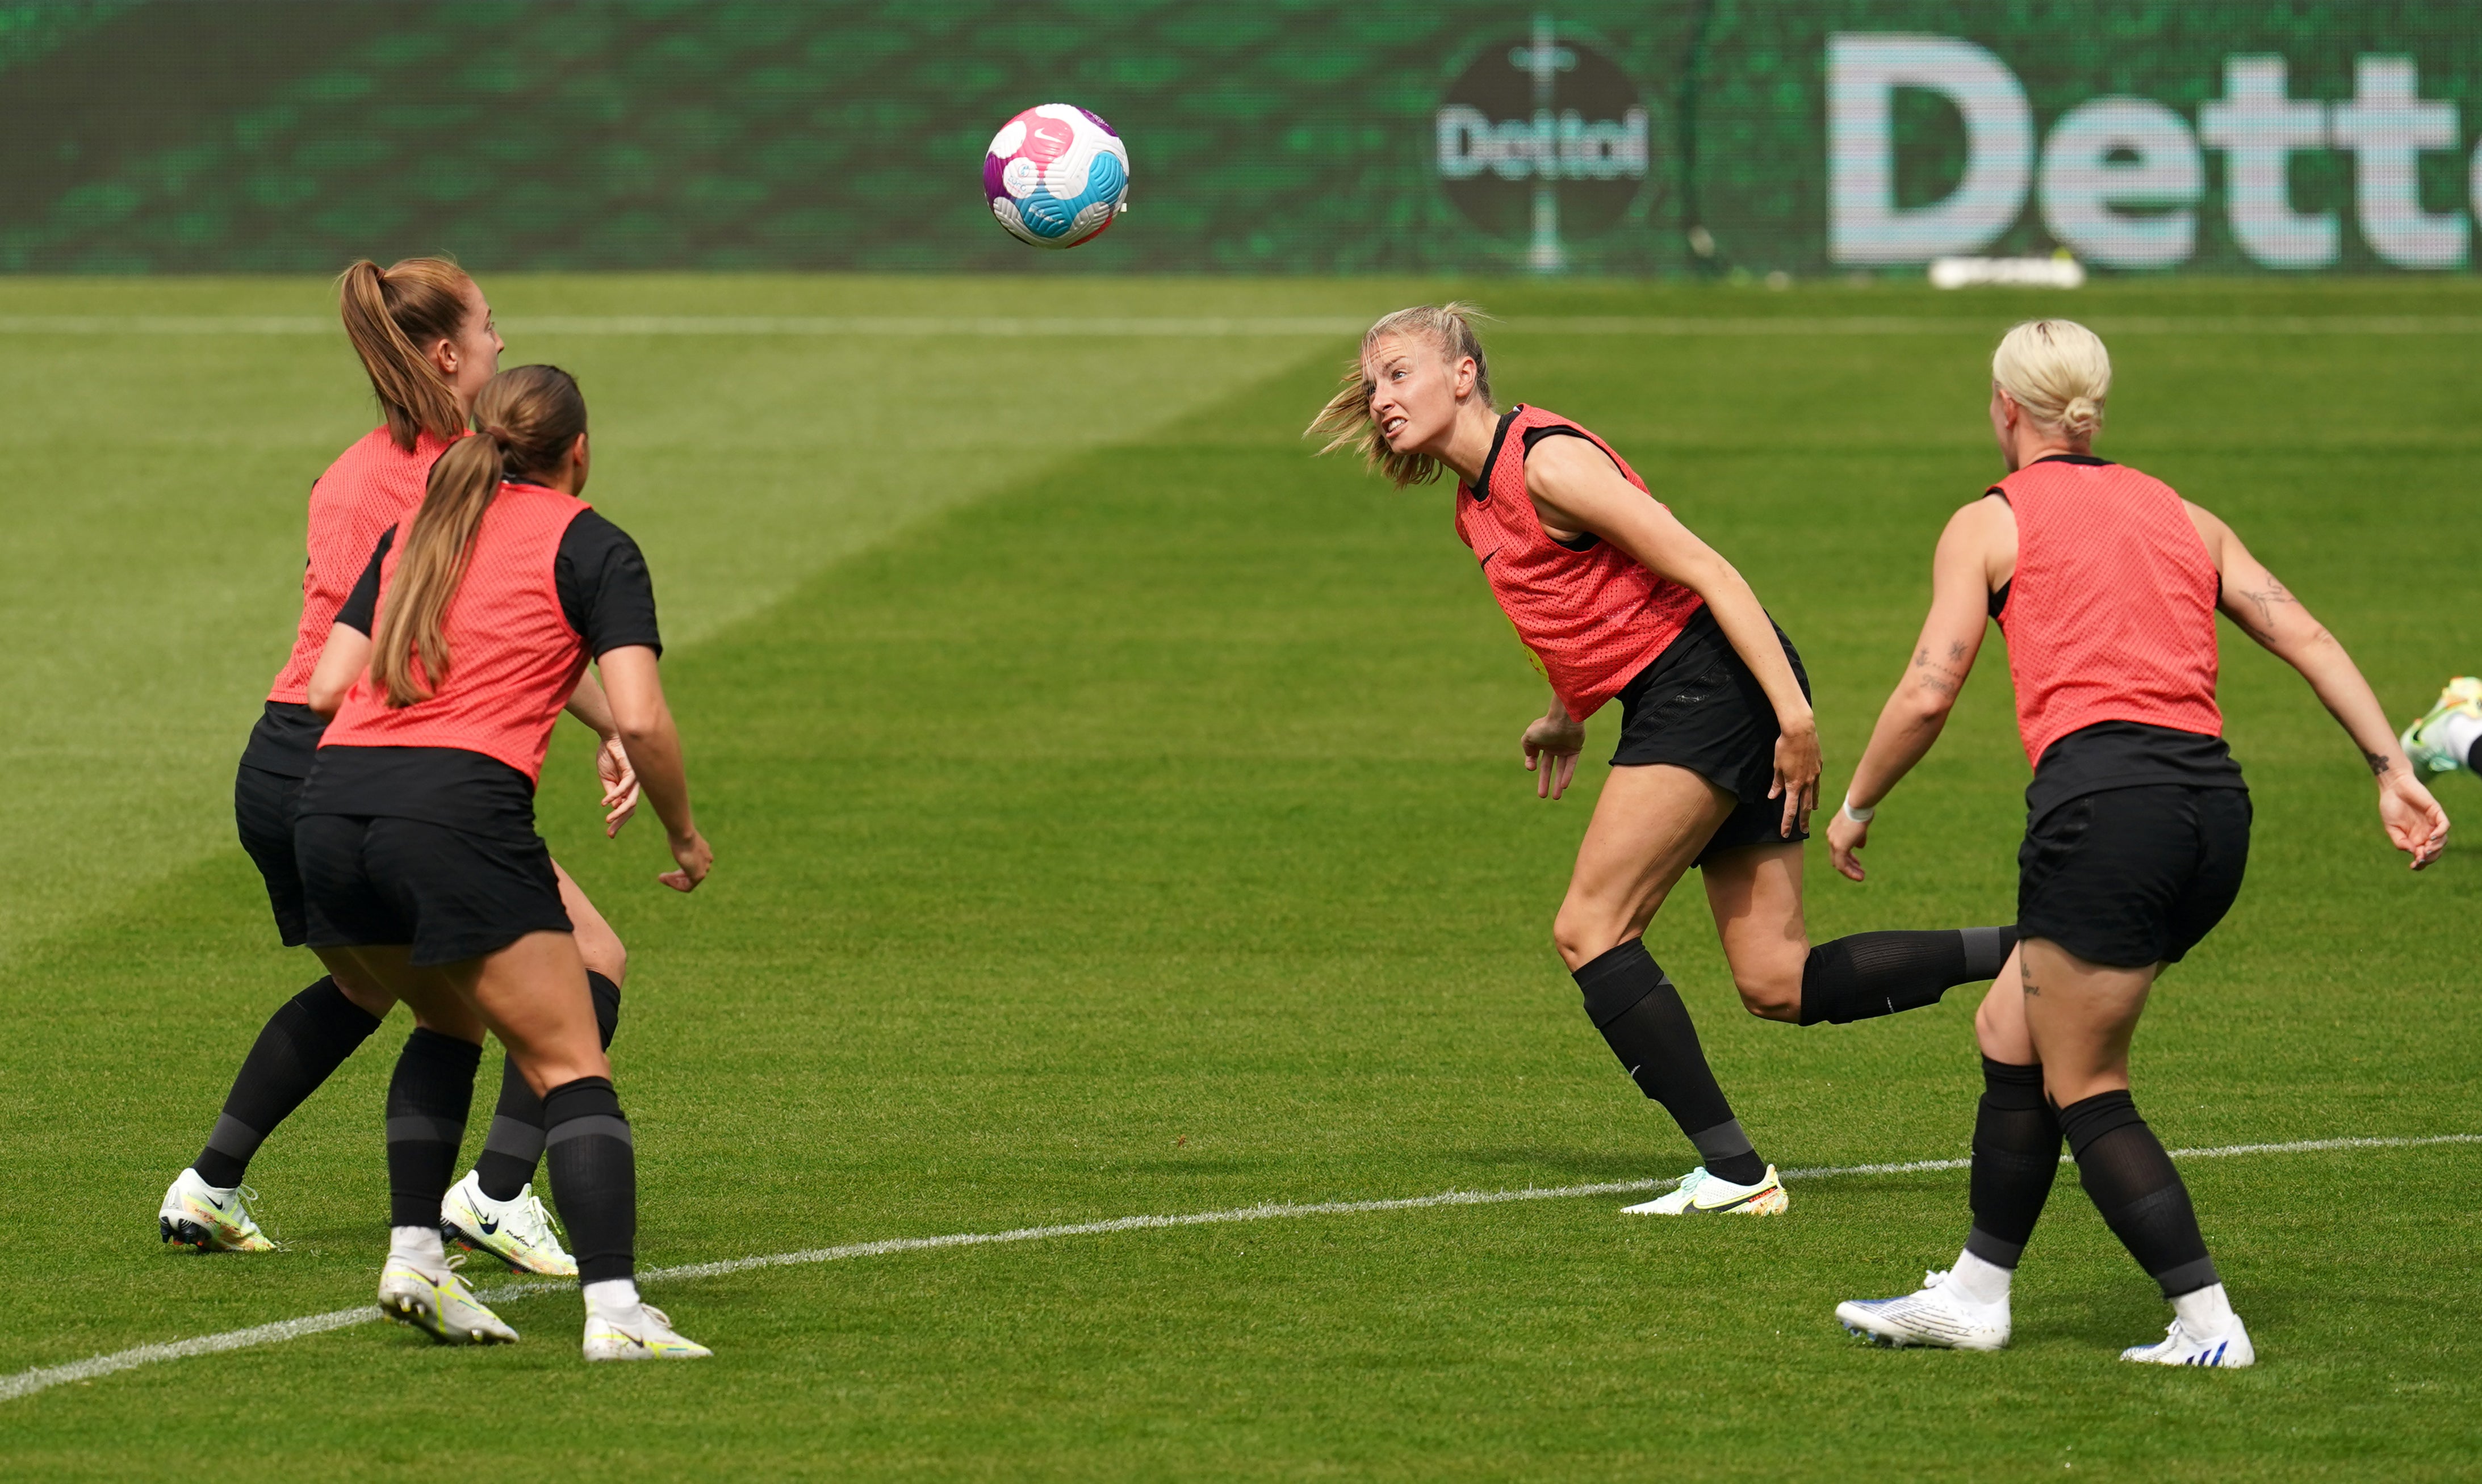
[
  {"x1": 2018, "y1": 785, "x2": 2251, "y2": 969},
  {"x1": 1609, "y1": 609, "x2": 1813, "y2": 866},
  {"x1": 236, "y1": 763, "x2": 310, "y2": 946},
  {"x1": 295, "y1": 814, "x2": 572, "y2": 968}
]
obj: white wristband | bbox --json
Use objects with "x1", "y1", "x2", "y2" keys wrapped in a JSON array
[{"x1": 1841, "y1": 798, "x2": 1876, "y2": 823}]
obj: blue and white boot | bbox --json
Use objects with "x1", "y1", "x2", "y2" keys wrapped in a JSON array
[{"x1": 2121, "y1": 1314, "x2": 2254, "y2": 1368}]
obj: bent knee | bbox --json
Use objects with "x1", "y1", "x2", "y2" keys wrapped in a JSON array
[
  {"x1": 1734, "y1": 970, "x2": 1802, "y2": 1022},
  {"x1": 573, "y1": 924, "x2": 627, "y2": 987},
  {"x1": 1552, "y1": 907, "x2": 1626, "y2": 971}
]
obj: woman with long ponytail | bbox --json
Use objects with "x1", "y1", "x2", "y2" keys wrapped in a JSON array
[
  {"x1": 295, "y1": 364, "x2": 712, "y2": 1361},
  {"x1": 161, "y1": 259, "x2": 637, "y2": 1284}
]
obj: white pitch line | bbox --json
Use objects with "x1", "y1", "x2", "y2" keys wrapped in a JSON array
[
  {"x1": 5, "y1": 1130, "x2": 2473, "y2": 1405},
  {"x1": 0, "y1": 313, "x2": 2477, "y2": 338}
]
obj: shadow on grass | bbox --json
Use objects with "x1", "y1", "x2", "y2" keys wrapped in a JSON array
[{"x1": 1450, "y1": 1146, "x2": 1669, "y2": 1181}]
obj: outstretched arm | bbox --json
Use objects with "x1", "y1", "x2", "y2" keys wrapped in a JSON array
[
  {"x1": 1526, "y1": 437, "x2": 1819, "y2": 836},
  {"x1": 1828, "y1": 499, "x2": 2004, "y2": 881},
  {"x1": 2192, "y1": 504, "x2": 2447, "y2": 869}
]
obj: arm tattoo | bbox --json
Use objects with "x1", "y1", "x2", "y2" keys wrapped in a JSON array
[
  {"x1": 1912, "y1": 645, "x2": 1966, "y2": 698},
  {"x1": 2231, "y1": 575, "x2": 2299, "y2": 640},
  {"x1": 2366, "y1": 750, "x2": 2391, "y2": 777}
]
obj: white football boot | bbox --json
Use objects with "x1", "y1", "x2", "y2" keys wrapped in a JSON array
[
  {"x1": 1623, "y1": 1164, "x2": 1789, "y2": 1216},
  {"x1": 376, "y1": 1257, "x2": 520, "y2": 1345},
  {"x1": 157, "y1": 1168, "x2": 277, "y2": 1252},
  {"x1": 2121, "y1": 1315, "x2": 2255, "y2": 1368},
  {"x1": 441, "y1": 1172, "x2": 578, "y2": 1276},
  {"x1": 583, "y1": 1304, "x2": 711, "y2": 1361},
  {"x1": 1836, "y1": 1269, "x2": 2012, "y2": 1351}
]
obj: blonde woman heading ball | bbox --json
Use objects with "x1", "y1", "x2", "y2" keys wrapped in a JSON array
[{"x1": 1827, "y1": 320, "x2": 2447, "y2": 1366}]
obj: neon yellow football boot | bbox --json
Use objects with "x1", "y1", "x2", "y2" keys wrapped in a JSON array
[
  {"x1": 158, "y1": 1168, "x2": 277, "y2": 1252},
  {"x1": 1622, "y1": 1164, "x2": 1790, "y2": 1215},
  {"x1": 583, "y1": 1303, "x2": 711, "y2": 1361},
  {"x1": 376, "y1": 1257, "x2": 519, "y2": 1345},
  {"x1": 442, "y1": 1171, "x2": 577, "y2": 1276}
]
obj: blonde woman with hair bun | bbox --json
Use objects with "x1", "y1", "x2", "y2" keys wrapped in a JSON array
[
  {"x1": 1827, "y1": 319, "x2": 2447, "y2": 1368},
  {"x1": 1309, "y1": 305, "x2": 2018, "y2": 1219},
  {"x1": 1989, "y1": 317, "x2": 2111, "y2": 441}
]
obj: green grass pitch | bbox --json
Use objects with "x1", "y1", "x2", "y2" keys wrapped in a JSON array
[{"x1": 0, "y1": 274, "x2": 2475, "y2": 1478}]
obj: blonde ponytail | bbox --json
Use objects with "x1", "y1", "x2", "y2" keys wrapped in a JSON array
[
  {"x1": 369, "y1": 364, "x2": 589, "y2": 707},
  {"x1": 337, "y1": 257, "x2": 473, "y2": 452},
  {"x1": 1306, "y1": 302, "x2": 1494, "y2": 488},
  {"x1": 1992, "y1": 319, "x2": 2111, "y2": 442}
]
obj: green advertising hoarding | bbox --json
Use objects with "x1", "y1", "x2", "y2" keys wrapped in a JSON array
[{"x1": 0, "y1": 0, "x2": 2474, "y2": 275}]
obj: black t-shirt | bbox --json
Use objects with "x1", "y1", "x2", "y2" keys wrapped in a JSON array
[
  {"x1": 2026, "y1": 720, "x2": 2247, "y2": 825},
  {"x1": 298, "y1": 507, "x2": 661, "y2": 840}
]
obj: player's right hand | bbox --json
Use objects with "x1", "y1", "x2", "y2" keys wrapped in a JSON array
[
  {"x1": 2378, "y1": 771, "x2": 2448, "y2": 870},
  {"x1": 660, "y1": 829, "x2": 713, "y2": 892},
  {"x1": 1827, "y1": 806, "x2": 1870, "y2": 881},
  {"x1": 1523, "y1": 715, "x2": 1584, "y2": 800}
]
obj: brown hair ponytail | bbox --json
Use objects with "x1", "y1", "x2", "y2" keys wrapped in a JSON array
[
  {"x1": 337, "y1": 256, "x2": 474, "y2": 451},
  {"x1": 370, "y1": 365, "x2": 589, "y2": 707}
]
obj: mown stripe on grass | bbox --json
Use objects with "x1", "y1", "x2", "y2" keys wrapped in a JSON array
[
  {"x1": 3, "y1": 315, "x2": 2480, "y2": 338},
  {"x1": 7, "y1": 1131, "x2": 2472, "y2": 1406}
]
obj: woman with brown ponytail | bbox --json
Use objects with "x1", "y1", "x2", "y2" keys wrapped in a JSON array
[
  {"x1": 160, "y1": 258, "x2": 634, "y2": 1280},
  {"x1": 298, "y1": 364, "x2": 711, "y2": 1360}
]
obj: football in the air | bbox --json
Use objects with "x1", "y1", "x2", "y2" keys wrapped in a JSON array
[{"x1": 984, "y1": 104, "x2": 1128, "y2": 249}]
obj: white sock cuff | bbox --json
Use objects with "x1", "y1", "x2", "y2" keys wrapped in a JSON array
[
  {"x1": 583, "y1": 1277, "x2": 644, "y2": 1324},
  {"x1": 1949, "y1": 1248, "x2": 2014, "y2": 1306},
  {"x1": 2172, "y1": 1281, "x2": 2237, "y2": 1336},
  {"x1": 388, "y1": 1225, "x2": 447, "y2": 1271}
]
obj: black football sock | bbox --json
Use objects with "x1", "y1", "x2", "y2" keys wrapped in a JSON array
[
  {"x1": 385, "y1": 1028, "x2": 480, "y2": 1229},
  {"x1": 192, "y1": 977, "x2": 382, "y2": 1189},
  {"x1": 1573, "y1": 940, "x2": 1768, "y2": 1186},
  {"x1": 1963, "y1": 1058, "x2": 2061, "y2": 1269},
  {"x1": 475, "y1": 972, "x2": 622, "y2": 1201},
  {"x1": 2060, "y1": 1090, "x2": 2219, "y2": 1297},
  {"x1": 543, "y1": 1076, "x2": 636, "y2": 1285},
  {"x1": 1798, "y1": 926, "x2": 2017, "y2": 1026}
]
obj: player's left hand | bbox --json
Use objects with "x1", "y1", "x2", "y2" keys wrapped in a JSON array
[
  {"x1": 2378, "y1": 769, "x2": 2449, "y2": 870},
  {"x1": 1771, "y1": 719, "x2": 1822, "y2": 838},
  {"x1": 597, "y1": 734, "x2": 642, "y2": 838}
]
